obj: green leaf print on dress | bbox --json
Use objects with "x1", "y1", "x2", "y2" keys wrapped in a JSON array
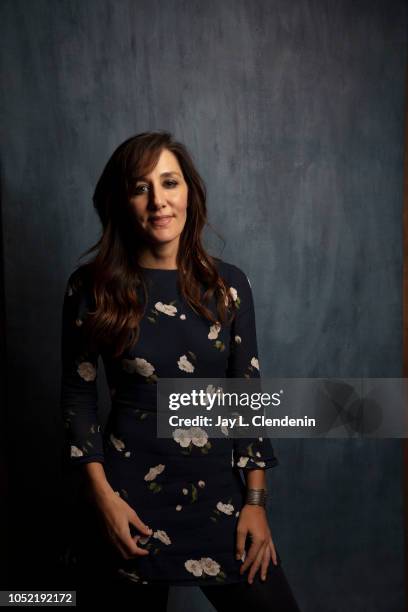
[{"x1": 144, "y1": 463, "x2": 166, "y2": 494}]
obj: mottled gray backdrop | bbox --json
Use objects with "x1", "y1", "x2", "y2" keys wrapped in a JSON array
[{"x1": 1, "y1": 1, "x2": 407, "y2": 610}]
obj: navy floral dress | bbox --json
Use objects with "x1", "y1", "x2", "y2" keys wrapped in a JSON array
[{"x1": 60, "y1": 258, "x2": 279, "y2": 587}]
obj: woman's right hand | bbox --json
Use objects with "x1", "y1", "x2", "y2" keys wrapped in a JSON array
[{"x1": 92, "y1": 488, "x2": 153, "y2": 560}]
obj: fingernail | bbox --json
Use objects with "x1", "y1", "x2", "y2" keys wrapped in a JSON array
[
  {"x1": 236, "y1": 553, "x2": 241, "y2": 560},
  {"x1": 262, "y1": 575, "x2": 266, "y2": 580}
]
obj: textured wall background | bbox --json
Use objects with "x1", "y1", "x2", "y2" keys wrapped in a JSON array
[{"x1": 1, "y1": 1, "x2": 407, "y2": 610}]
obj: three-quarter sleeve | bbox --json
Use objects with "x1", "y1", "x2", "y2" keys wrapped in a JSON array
[
  {"x1": 60, "y1": 269, "x2": 105, "y2": 467},
  {"x1": 226, "y1": 265, "x2": 279, "y2": 471}
]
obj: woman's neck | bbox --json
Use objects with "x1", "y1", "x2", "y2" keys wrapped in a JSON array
[{"x1": 137, "y1": 254, "x2": 178, "y2": 270}]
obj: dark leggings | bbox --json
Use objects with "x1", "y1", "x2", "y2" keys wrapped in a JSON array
[{"x1": 77, "y1": 562, "x2": 302, "y2": 611}]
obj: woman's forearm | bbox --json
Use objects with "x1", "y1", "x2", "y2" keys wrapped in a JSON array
[{"x1": 244, "y1": 468, "x2": 267, "y2": 490}]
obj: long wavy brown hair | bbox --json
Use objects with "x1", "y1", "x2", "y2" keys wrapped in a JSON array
[{"x1": 74, "y1": 130, "x2": 237, "y2": 358}]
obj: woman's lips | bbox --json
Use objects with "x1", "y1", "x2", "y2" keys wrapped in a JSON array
[{"x1": 149, "y1": 216, "x2": 174, "y2": 228}]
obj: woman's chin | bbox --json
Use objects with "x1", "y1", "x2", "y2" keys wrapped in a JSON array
[{"x1": 145, "y1": 230, "x2": 180, "y2": 245}]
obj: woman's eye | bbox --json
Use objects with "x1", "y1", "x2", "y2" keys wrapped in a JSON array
[
  {"x1": 133, "y1": 180, "x2": 178, "y2": 195},
  {"x1": 134, "y1": 185, "x2": 148, "y2": 194}
]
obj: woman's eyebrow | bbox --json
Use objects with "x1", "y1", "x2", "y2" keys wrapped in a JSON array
[
  {"x1": 136, "y1": 171, "x2": 181, "y2": 180},
  {"x1": 161, "y1": 171, "x2": 181, "y2": 177}
]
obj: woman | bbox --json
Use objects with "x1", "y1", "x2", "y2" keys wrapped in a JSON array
[{"x1": 60, "y1": 131, "x2": 301, "y2": 610}]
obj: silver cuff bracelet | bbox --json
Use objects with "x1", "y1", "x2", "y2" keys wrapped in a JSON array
[{"x1": 245, "y1": 488, "x2": 268, "y2": 508}]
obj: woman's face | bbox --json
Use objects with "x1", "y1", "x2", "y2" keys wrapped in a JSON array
[{"x1": 128, "y1": 148, "x2": 189, "y2": 247}]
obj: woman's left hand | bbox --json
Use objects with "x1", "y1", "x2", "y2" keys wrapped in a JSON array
[{"x1": 235, "y1": 504, "x2": 278, "y2": 584}]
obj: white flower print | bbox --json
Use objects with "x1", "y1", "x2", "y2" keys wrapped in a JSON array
[
  {"x1": 122, "y1": 357, "x2": 155, "y2": 377},
  {"x1": 70, "y1": 445, "x2": 84, "y2": 458},
  {"x1": 144, "y1": 464, "x2": 165, "y2": 481},
  {"x1": 173, "y1": 429, "x2": 192, "y2": 448},
  {"x1": 200, "y1": 557, "x2": 221, "y2": 576},
  {"x1": 199, "y1": 385, "x2": 223, "y2": 407},
  {"x1": 110, "y1": 433, "x2": 125, "y2": 452},
  {"x1": 153, "y1": 530, "x2": 171, "y2": 545},
  {"x1": 234, "y1": 335, "x2": 242, "y2": 344},
  {"x1": 221, "y1": 425, "x2": 229, "y2": 436},
  {"x1": 206, "y1": 384, "x2": 219, "y2": 394},
  {"x1": 225, "y1": 285, "x2": 241, "y2": 309},
  {"x1": 254, "y1": 460, "x2": 266, "y2": 467},
  {"x1": 256, "y1": 451, "x2": 261, "y2": 457},
  {"x1": 198, "y1": 480, "x2": 205, "y2": 488},
  {"x1": 237, "y1": 456, "x2": 249, "y2": 468},
  {"x1": 75, "y1": 318, "x2": 83, "y2": 327},
  {"x1": 216, "y1": 502, "x2": 234, "y2": 515},
  {"x1": 229, "y1": 287, "x2": 238, "y2": 301},
  {"x1": 77, "y1": 362, "x2": 96, "y2": 382},
  {"x1": 173, "y1": 427, "x2": 210, "y2": 454},
  {"x1": 185, "y1": 557, "x2": 223, "y2": 578},
  {"x1": 176, "y1": 504, "x2": 182, "y2": 511},
  {"x1": 190, "y1": 427, "x2": 208, "y2": 447},
  {"x1": 182, "y1": 488, "x2": 188, "y2": 495},
  {"x1": 208, "y1": 322, "x2": 221, "y2": 340},
  {"x1": 185, "y1": 560, "x2": 203, "y2": 577},
  {"x1": 180, "y1": 314, "x2": 186, "y2": 320},
  {"x1": 258, "y1": 437, "x2": 263, "y2": 442},
  {"x1": 155, "y1": 301, "x2": 178, "y2": 316},
  {"x1": 177, "y1": 354, "x2": 194, "y2": 373},
  {"x1": 250, "y1": 356, "x2": 259, "y2": 370},
  {"x1": 211, "y1": 496, "x2": 234, "y2": 522}
]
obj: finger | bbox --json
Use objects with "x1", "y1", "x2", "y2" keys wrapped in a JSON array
[
  {"x1": 121, "y1": 538, "x2": 150, "y2": 558},
  {"x1": 108, "y1": 534, "x2": 133, "y2": 560},
  {"x1": 113, "y1": 524, "x2": 150, "y2": 558},
  {"x1": 269, "y1": 537, "x2": 278, "y2": 565},
  {"x1": 123, "y1": 531, "x2": 151, "y2": 557},
  {"x1": 128, "y1": 512, "x2": 153, "y2": 537},
  {"x1": 260, "y1": 543, "x2": 271, "y2": 580},
  {"x1": 240, "y1": 538, "x2": 264, "y2": 573},
  {"x1": 240, "y1": 538, "x2": 264, "y2": 574},
  {"x1": 235, "y1": 526, "x2": 247, "y2": 561},
  {"x1": 247, "y1": 543, "x2": 266, "y2": 584}
]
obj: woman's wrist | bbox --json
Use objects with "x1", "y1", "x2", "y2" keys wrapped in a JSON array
[
  {"x1": 244, "y1": 467, "x2": 267, "y2": 490},
  {"x1": 81, "y1": 462, "x2": 115, "y2": 501}
]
